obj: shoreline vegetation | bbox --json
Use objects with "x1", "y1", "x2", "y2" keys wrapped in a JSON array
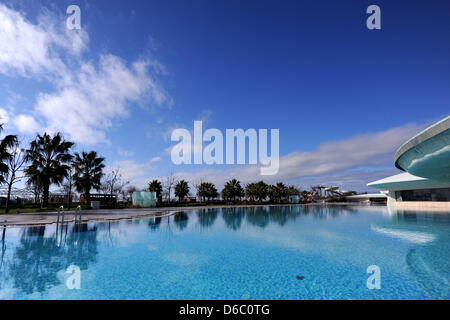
[{"x1": 0, "y1": 130, "x2": 359, "y2": 216}]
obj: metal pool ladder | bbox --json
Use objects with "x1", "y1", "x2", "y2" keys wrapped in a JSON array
[
  {"x1": 57, "y1": 205, "x2": 82, "y2": 227},
  {"x1": 56, "y1": 205, "x2": 65, "y2": 228},
  {"x1": 74, "y1": 205, "x2": 82, "y2": 225}
]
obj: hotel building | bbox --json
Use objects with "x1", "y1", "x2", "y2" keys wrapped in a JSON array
[{"x1": 368, "y1": 115, "x2": 450, "y2": 211}]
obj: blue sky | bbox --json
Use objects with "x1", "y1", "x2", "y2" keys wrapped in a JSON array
[{"x1": 0, "y1": 0, "x2": 449, "y2": 191}]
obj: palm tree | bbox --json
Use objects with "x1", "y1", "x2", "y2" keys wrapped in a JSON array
[
  {"x1": 222, "y1": 179, "x2": 244, "y2": 203},
  {"x1": 73, "y1": 151, "x2": 105, "y2": 204},
  {"x1": 0, "y1": 124, "x2": 18, "y2": 185},
  {"x1": 148, "y1": 180, "x2": 163, "y2": 202},
  {"x1": 197, "y1": 182, "x2": 218, "y2": 203},
  {"x1": 245, "y1": 182, "x2": 257, "y2": 202},
  {"x1": 245, "y1": 181, "x2": 268, "y2": 203},
  {"x1": 174, "y1": 180, "x2": 190, "y2": 202},
  {"x1": 268, "y1": 182, "x2": 288, "y2": 203},
  {"x1": 25, "y1": 133, "x2": 74, "y2": 208},
  {"x1": 276, "y1": 182, "x2": 288, "y2": 202}
]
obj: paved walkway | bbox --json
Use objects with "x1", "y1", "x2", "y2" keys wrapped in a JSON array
[
  {"x1": 0, "y1": 208, "x2": 178, "y2": 227},
  {"x1": 0, "y1": 204, "x2": 301, "y2": 227}
]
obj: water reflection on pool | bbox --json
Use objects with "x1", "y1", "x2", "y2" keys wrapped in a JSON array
[{"x1": 0, "y1": 205, "x2": 448, "y2": 299}]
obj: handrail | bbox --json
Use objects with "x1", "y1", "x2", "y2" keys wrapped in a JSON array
[
  {"x1": 76, "y1": 205, "x2": 82, "y2": 224},
  {"x1": 56, "y1": 205, "x2": 64, "y2": 238},
  {"x1": 59, "y1": 205, "x2": 65, "y2": 227},
  {"x1": 56, "y1": 206, "x2": 61, "y2": 227}
]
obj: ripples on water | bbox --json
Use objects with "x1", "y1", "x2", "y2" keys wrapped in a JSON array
[{"x1": 0, "y1": 205, "x2": 448, "y2": 299}]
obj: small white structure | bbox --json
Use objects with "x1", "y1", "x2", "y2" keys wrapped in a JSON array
[{"x1": 132, "y1": 191, "x2": 157, "y2": 207}]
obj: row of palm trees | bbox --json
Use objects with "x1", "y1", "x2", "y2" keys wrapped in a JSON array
[
  {"x1": 0, "y1": 128, "x2": 106, "y2": 212},
  {"x1": 0, "y1": 125, "x2": 301, "y2": 210},
  {"x1": 148, "y1": 178, "x2": 301, "y2": 204}
]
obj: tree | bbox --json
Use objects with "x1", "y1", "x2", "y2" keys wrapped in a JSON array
[
  {"x1": 125, "y1": 185, "x2": 137, "y2": 203},
  {"x1": 25, "y1": 133, "x2": 74, "y2": 208},
  {"x1": 173, "y1": 212, "x2": 189, "y2": 230},
  {"x1": 26, "y1": 179, "x2": 43, "y2": 204},
  {"x1": 268, "y1": 182, "x2": 288, "y2": 203},
  {"x1": 73, "y1": 151, "x2": 105, "y2": 204},
  {"x1": 163, "y1": 172, "x2": 177, "y2": 203},
  {"x1": 197, "y1": 182, "x2": 218, "y2": 203},
  {"x1": 287, "y1": 185, "x2": 301, "y2": 196},
  {"x1": 148, "y1": 180, "x2": 162, "y2": 202},
  {"x1": 245, "y1": 181, "x2": 268, "y2": 203},
  {"x1": 4, "y1": 137, "x2": 26, "y2": 213},
  {"x1": 101, "y1": 167, "x2": 129, "y2": 207},
  {"x1": 0, "y1": 124, "x2": 17, "y2": 186},
  {"x1": 221, "y1": 179, "x2": 245, "y2": 203},
  {"x1": 174, "y1": 180, "x2": 190, "y2": 202}
]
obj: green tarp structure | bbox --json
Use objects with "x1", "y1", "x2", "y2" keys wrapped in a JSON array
[
  {"x1": 132, "y1": 191, "x2": 157, "y2": 207},
  {"x1": 289, "y1": 195, "x2": 300, "y2": 204}
]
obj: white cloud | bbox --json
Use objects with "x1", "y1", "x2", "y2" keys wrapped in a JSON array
[
  {"x1": 261, "y1": 122, "x2": 426, "y2": 180},
  {"x1": 93, "y1": 121, "x2": 427, "y2": 192},
  {"x1": 34, "y1": 54, "x2": 170, "y2": 144},
  {"x1": 0, "y1": 3, "x2": 171, "y2": 144},
  {"x1": 108, "y1": 159, "x2": 155, "y2": 188},
  {"x1": 13, "y1": 114, "x2": 41, "y2": 133},
  {"x1": 117, "y1": 148, "x2": 135, "y2": 158},
  {"x1": 150, "y1": 156, "x2": 162, "y2": 163},
  {"x1": 0, "y1": 3, "x2": 87, "y2": 80},
  {"x1": 168, "y1": 122, "x2": 428, "y2": 191},
  {"x1": 0, "y1": 108, "x2": 9, "y2": 124}
]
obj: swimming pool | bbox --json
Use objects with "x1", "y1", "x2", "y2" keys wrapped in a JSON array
[{"x1": 0, "y1": 205, "x2": 448, "y2": 299}]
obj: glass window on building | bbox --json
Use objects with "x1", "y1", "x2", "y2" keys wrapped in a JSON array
[{"x1": 396, "y1": 188, "x2": 450, "y2": 202}]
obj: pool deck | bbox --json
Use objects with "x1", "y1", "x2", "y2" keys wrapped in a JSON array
[
  {"x1": 0, "y1": 203, "x2": 382, "y2": 228},
  {"x1": 0, "y1": 208, "x2": 178, "y2": 228},
  {"x1": 0, "y1": 205, "x2": 286, "y2": 227}
]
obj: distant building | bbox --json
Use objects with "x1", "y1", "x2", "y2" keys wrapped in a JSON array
[
  {"x1": 186, "y1": 197, "x2": 197, "y2": 203},
  {"x1": 48, "y1": 193, "x2": 75, "y2": 205},
  {"x1": 80, "y1": 193, "x2": 117, "y2": 205},
  {"x1": 368, "y1": 116, "x2": 450, "y2": 211},
  {"x1": 0, "y1": 197, "x2": 17, "y2": 206}
]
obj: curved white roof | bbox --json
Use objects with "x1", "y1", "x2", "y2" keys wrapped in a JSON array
[{"x1": 367, "y1": 172, "x2": 450, "y2": 191}]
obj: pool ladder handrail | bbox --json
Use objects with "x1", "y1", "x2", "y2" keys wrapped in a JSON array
[
  {"x1": 57, "y1": 205, "x2": 65, "y2": 227},
  {"x1": 74, "y1": 205, "x2": 82, "y2": 224}
]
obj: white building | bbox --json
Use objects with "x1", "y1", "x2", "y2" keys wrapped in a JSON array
[{"x1": 368, "y1": 115, "x2": 450, "y2": 212}]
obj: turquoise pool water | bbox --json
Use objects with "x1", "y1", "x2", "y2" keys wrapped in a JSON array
[{"x1": 0, "y1": 205, "x2": 449, "y2": 300}]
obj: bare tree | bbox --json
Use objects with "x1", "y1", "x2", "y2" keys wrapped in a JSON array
[
  {"x1": 161, "y1": 189, "x2": 169, "y2": 202},
  {"x1": 191, "y1": 179, "x2": 205, "y2": 202},
  {"x1": 125, "y1": 185, "x2": 137, "y2": 203},
  {"x1": 25, "y1": 181, "x2": 42, "y2": 204},
  {"x1": 4, "y1": 139, "x2": 27, "y2": 213},
  {"x1": 163, "y1": 172, "x2": 178, "y2": 203},
  {"x1": 101, "y1": 167, "x2": 129, "y2": 206},
  {"x1": 60, "y1": 165, "x2": 75, "y2": 210}
]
